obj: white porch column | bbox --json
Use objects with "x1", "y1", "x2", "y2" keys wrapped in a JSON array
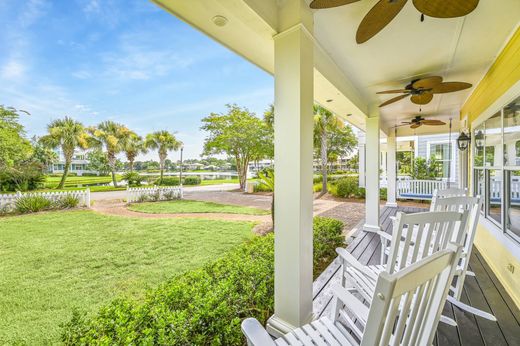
[
  {"x1": 364, "y1": 113, "x2": 381, "y2": 232},
  {"x1": 358, "y1": 133, "x2": 366, "y2": 188},
  {"x1": 267, "y1": 2, "x2": 314, "y2": 336},
  {"x1": 386, "y1": 130, "x2": 397, "y2": 207}
]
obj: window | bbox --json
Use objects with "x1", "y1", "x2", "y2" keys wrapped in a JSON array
[
  {"x1": 427, "y1": 141, "x2": 455, "y2": 181},
  {"x1": 473, "y1": 95, "x2": 520, "y2": 243}
]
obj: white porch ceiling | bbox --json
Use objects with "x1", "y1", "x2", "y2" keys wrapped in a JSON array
[{"x1": 152, "y1": 0, "x2": 520, "y2": 136}]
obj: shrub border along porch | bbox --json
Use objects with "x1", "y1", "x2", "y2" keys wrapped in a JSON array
[{"x1": 61, "y1": 217, "x2": 344, "y2": 345}]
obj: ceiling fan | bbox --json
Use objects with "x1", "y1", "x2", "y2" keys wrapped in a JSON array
[
  {"x1": 309, "y1": 0, "x2": 479, "y2": 43},
  {"x1": 378, "y1": 76, "x2": 472, "y2": 107},
  {"x1": 396, "y1": 115, "x2": 446, "y2": 129}
]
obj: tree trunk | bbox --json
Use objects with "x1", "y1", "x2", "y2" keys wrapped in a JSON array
[
  {"x1": 159, "y1": 153, "x2": 166, "y2": 184},
  {"x1": 129, "y1": 159, "x2": 134, "y2": 173},
  {"x1": 58, "y1": 156, "x2": 72, "y2": 189},
  {"x1": 108, "y1": 152, "x2": 118, "y2": 187},
  {"x1": 319, "y1": 117, "x2": 328, "y2": 197},
  {"x1": 236, "y1": 156, "x2": 248, "y2": 190}
]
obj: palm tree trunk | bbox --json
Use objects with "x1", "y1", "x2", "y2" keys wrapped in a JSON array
[
  {"x1": 129, "y1": 159, "x2": 134, "y2": 173},
  {"x1": 159, "y1": 154, "x2": 166, "y2": 184},
  {"x1": 58, "y1": 157, "x2": 71, "y2": 189},
  {"x1": 108, "y1": 152, "x2": 118, "y2": 187}
]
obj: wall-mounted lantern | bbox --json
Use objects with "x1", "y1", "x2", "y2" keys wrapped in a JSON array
[
  {"x1": 457, "y1": 131, "x2": 471, "y2": 151},
  {"x1": 474, "y1": 130, "x2": 485, "y2": 151}
]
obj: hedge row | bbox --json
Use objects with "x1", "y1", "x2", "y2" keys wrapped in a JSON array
[{"x1": 61, "y1": 217, "x2": 344, "y2": 345}]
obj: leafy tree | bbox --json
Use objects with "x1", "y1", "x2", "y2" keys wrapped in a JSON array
[
  {"x1": 0, "y1": 106, "x2": 33, "y2": 169},
  {"x1": 347, "y1": 153, "x2": 359, "y2": 172},
  {"x1": 40, "y1": 117, "x2": 90, "y2": 189},
  {"x1": 122, "y1": 133, "x2": 146, "y2": 172},
  {"x1": 411, "y1": 156, "x2": 440, "y2": 180},
  {"x1": 86, "y1": 149, "x2": 111, "y2": 175},
  {"x1": 201, "y1": 104, "x2": 272, "y2": 190},
  {"x1": 397, "y1": 151, "x2": 413, "y2": 175},
  {"x1": 145, "y1": 131, "x2": 182, "y2": 183},
  {"x1": 89, "y1": 121, "x2": 133, "y2": 187},
  {"x1": 313, "y1": 105, "x2": 357, "y2": 195},
  {"x1": 31, "y1": 137, "x2": 58, "y2": 172}
]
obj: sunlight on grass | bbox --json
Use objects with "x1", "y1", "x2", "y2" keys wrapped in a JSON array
[
  {"x1": 128, "y1": 199, "x2": 269, "y2": 215},
  {"x1": 0, "y1": 210, "x2": 254, "y2": 344}
]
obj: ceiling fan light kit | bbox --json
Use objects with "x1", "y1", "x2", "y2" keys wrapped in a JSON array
[{"x1": 377, "y1": 76, "x2": 472, "y2": 107}]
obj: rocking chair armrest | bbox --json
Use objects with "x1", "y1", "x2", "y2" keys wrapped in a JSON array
[
  {"x1": 331, "y1": 284, "x2": 370, "y2": 323},
  {"x1": 336, "y1": 248, "x2": 378, "y2": 281},
  {"x1": 241, "y1": 318, "x2": 276, "y2": 346},
  {"x1": 376, "y1": 230, "x2": 393, "y2": 242}
]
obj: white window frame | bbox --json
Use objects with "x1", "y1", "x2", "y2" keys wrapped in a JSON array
[
  {"x1": 470, "y1": 80, "x2": 520, "y2": 251},
  {"x1": 426, "y1": 139, "x2": 457, "y2": 183}
]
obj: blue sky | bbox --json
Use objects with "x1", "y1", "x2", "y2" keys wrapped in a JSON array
[{"x1": 0, "y1": 0, "x2": 274, "y2": 160}]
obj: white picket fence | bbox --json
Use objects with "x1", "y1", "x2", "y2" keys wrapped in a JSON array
[
  {"x1": 126, "y1": 186, "x2": 183, "y2": 203},
  {"x1": 397, "y1": 179, "x2": 449, "y2": 200},
  {"x1": 0, "y1": 189, "x2": 90, "y2": 212}
]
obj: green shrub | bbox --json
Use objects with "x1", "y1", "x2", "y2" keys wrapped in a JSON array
[
  {"x1": 154, "y1": 177, "x2": 180, "y2": 186},
  {"x1": 356, "y1": 187, "x2": 366, "y2": 199},
  {"x1": 183, "y1": 176, "x2": 201, "y2": 185},
  {"x1": 313, "y1": 175, "x2": 323, "y2": 184},
  {"x1": 334, "y1": 177, "x2": 359, "y2": 198},
  {"x1": 379, "y1": 187, "x2": 387, "y2": 200},
  {"x1": 80, "y1": 173, "x2": 98, "y2": 177},
  {"x1": 61, "y1": 217, "x2": 344, "y2": 345},
  {"x1": 253, "y1": 183, "x2": 272, "y2": 192},
  {"x1": 137, "y1": 193, "x2": 149, "y2": 203},
  {"x1": 54, "y1": 195, "x2": 80, "y2": 209},
  {"x1": 15, "y1": 195, "x2": 52, "y2": 213},
  {"x1": 122, "y1": 172, "x2": 143, "y2": 187}
]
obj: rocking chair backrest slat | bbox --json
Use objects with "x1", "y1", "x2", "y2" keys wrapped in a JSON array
[
  {"x1": 387, "y1": 211, "x2": 468, "y2": 273},
  {"x1": 431, "y1": 187, "x2": 468, "y2": 211},
  {"x1": 361, "y1": 244, "x2": 462, "y2": 346}
]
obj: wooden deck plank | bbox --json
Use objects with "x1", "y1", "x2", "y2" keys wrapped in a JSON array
[{"x1": 312, "y1": 206, "x2": 520, "y2": 346}]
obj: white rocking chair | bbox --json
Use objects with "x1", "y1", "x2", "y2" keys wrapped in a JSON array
[
  {"x1": 242, "y1": 244, "x2": 463, "y2": 346},
  {"x1": 337, "y1": 210, "x2": 468, "y2": 329}
]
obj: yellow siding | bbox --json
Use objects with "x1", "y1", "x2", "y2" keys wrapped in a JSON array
[
  {"x1": 461, "y1": 27, "x2": 520, "y2": 122},
  {"x1": 474, "y1": 224, "x2": 520, "y2": 308},
  {"x1": 463, "y1": 27, "x2": 520, "y2": 309}
]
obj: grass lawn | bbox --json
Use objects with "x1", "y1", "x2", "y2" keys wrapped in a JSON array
[
  {"x1": 44, "y1": 175, "x2": 122, "y2": 188},
  {"x1": 128, "y1": 199, "x2": 269, "y2": 215},
  {"x1": 0, "y1": 210, "x2": 254, "y2": 344}
]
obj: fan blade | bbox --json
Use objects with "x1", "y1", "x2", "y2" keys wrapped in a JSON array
[
  {"x1": 421, "y1": 119, "x2": 446, "y2": 126},
  {"x1": 413, "y1": 0, "x2": 479, "y2": 18},
  {"x1": 377, "y1": 89, "x2": 409, "y2": 94},
  {"x1": 431, "y1": 82, "x2": 472, "y2": 94},
  {"x1": 356, "y1": 0, "x2": 408, "y2": 44},
  {"x1": 310, "y1": 0, "x2": 361, "y2": 9},
  {"x1": 412, "y1": 76, "x2": 443, "y2": 89},
  {"x1": 379, "y1": 94, "x2": 409, "y2": 107},
  {"x1": 410, "y1": 122, "x2": 422, "y2": 129},
  {"x1": 411, "y1": 93, "x2": 433, "y2": 105},
  {"x1": 401, "y1": 121, "x2": 412, "y2": 124}
]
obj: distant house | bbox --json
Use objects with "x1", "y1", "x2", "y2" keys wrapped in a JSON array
[
  {"x1": 379, "y1": 133, "x2": 459, "y2": 184},
  {"x1": 49, "y1": 149, "x2": 98, "y2": 176},
  {"x1": 248, "y1": 159, "x2": 273, "y2": 172}
]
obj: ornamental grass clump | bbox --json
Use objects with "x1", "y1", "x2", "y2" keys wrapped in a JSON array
[
  {"x1": 14, "y1": 195, "x2": 52, "y2": 214},
  {"x1": 61, "y1": 217, "x2": 344, "y2": 345}
]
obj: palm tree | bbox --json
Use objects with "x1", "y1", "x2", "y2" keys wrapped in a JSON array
[
  {"x1": 122, "y1": 133, "x2": 146, "y2": 172},
  {"x1": 145, "y1": 131, "x2": 182, "y2": 183},
  {"x1": 89, "y1": 121, "x2": 133, "y2": 187},
  {"x1": 314, "y1": 105, "x2": 344, "y2": 196},
  {"x1": 40, "y1": 117, "x2": 89, "y2": 189}
]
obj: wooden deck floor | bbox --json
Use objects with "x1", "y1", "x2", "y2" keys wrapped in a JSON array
[{"x1": 313, "y1": 206, "x2": 520, "y2": 346}]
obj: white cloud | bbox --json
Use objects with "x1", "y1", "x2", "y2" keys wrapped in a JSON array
[
  {"x1": 19, "y1": 0, "x2": 49, "y2": 28},
  {"x1": 1, "y1": 60, "x2": 26, "y2": 80},
  {"x1": 72, "y1": 70, "x2": 92, "y2": 79}
]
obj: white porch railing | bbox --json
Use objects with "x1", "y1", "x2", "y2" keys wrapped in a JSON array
[
  {"x1": 126, "y1": 186, "x2": 183, "y2": 203},
  {"x1": 0, "y1": 189, "x2": 91, "y2": 212},
  {"x1": 397, "y1": 180, "x2": 448, "y2": 200}
]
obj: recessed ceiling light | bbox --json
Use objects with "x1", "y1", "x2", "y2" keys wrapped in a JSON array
[
  {"x1": 212, "y1": 15, "x2": 228, "y2": 27},
  {"x1": 326, "y1": 99, "x2": 333, "y2": 103}
]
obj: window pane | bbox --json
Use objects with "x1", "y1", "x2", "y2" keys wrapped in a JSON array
[
  {"x1": 484, "y1": 112, "x2": 502, "y2": 167},
  {"x1": 506, "y1": 170, "x2": 520, "y2": 241},
  {"x1": 474, "y1": 169, "x2": 484, "y2": 211},
  {"x1": 487, "y1": 169, "x2": 502, "y2": 224},
  {"x1": 474, "y1": 124, "x2": 484, "y2": 167},
  {"x1": 504, "y1": 96, "x2": 520, "y2": 167}
]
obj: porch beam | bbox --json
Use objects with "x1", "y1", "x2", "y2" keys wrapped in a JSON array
[
  {"x1": 363, "y1": 112, "x2": 381, "y2": 232},
  {"x1": 267, "y1": 2, "x2": 314, "y2": 336},
  {"x1": 386, "y1": 130, "x2": 397, "y2": 207}
]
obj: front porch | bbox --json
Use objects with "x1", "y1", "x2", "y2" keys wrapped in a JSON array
[{"x1": 313, "y1": 206, "x2": 520, "y2": 345}]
